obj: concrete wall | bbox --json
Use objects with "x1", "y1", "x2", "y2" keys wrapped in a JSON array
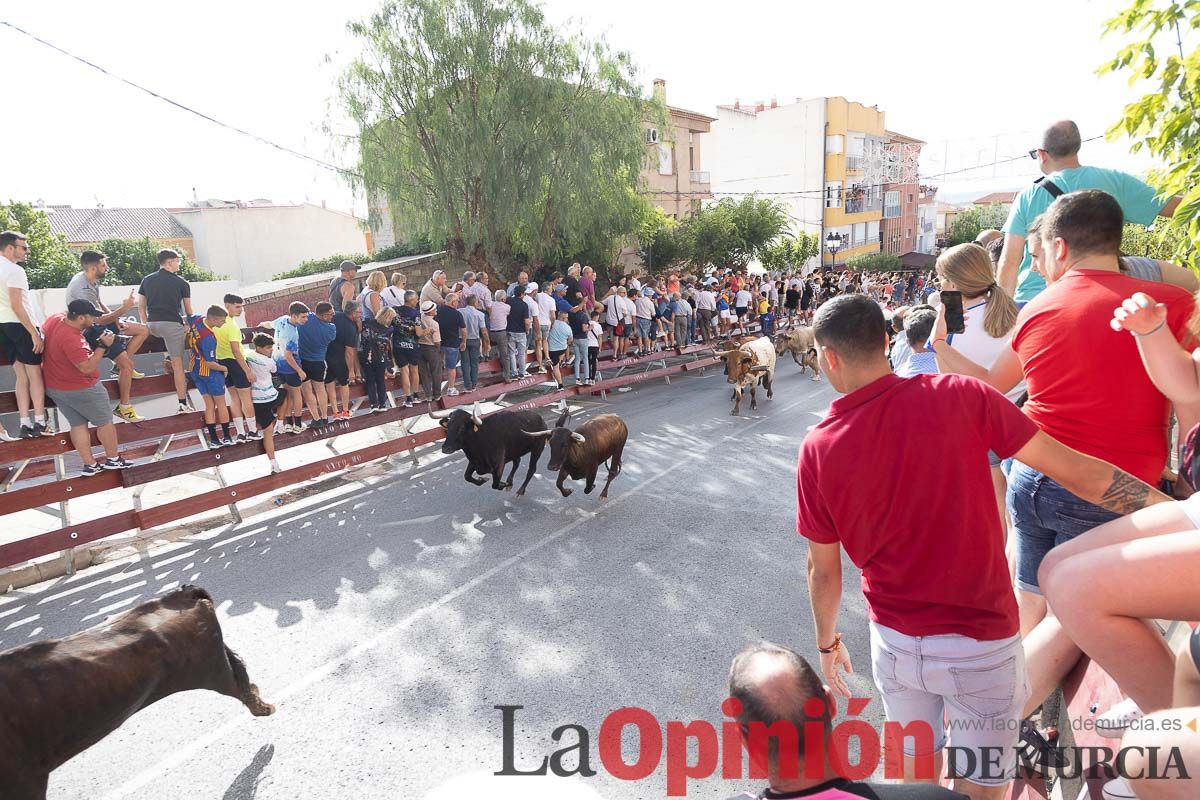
[{"x1": 171, "y1": 205, "x2": 370, "y2": 286}]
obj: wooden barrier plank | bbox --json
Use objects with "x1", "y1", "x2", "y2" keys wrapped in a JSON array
[
  {"x1": 0, "y1": 510, "x2": 140, "y2": 568},
  {"x1": 0, "y1": 410, "x2": 209, "y2": 463},
  {"x1": 0, "y1": 470, "x2": 123, "y2": 516}
]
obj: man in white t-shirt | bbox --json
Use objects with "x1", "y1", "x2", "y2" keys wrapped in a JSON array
[
  {"x1": 523, "y1": 283, "x2": 542, "y2": 374},
  {"x1": 695, "y1": 286, "x2": 717, "y2": 343},
  {"x1": 604, "y1": 287, "x2": 630, "y2": 359},
  {"x1": 0, "y1": 231, "x2": 50, "y2": 438}
]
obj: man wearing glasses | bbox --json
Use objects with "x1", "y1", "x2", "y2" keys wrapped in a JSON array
[
  {"x1": 0, "y1": 230, "x2": 52, "y2": 438},
  {"x1": 998, "y1": 120, "x2": 1181, "y2": 305}
]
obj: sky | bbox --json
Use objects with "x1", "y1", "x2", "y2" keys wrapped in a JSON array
[{"x1": 0, "y1": 0, "x2": 1172, "y2": 217}]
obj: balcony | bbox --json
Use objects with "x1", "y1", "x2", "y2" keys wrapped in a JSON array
[
  {"x1": 846, "y1": 155, "x2": 863, "y2": 171},
  {"x1": 844, "y1": 196, "x2": 882, "y2": 214},
  {"x1": 689, "y1": 171, "x2": 710, "y2": 185}
]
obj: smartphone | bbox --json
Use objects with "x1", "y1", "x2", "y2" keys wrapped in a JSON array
[{"x1": 941, "y1": 290, "x2": 965, "y2": 334}]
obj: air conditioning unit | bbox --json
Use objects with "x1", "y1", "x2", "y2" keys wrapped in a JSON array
[{"x1": 645, "y1": 128, "x2": 659, "y2": 144}]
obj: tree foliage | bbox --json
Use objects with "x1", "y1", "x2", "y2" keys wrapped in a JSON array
[
  {"x1": 338, "y1": 0, "x2": 665, "y2": 278},
  {"x1": 1121, "y1": 221, "x2": 1192, "y2": 261},
  {"x1": 1102, "y1": 0, "x2": 1200, "y2": 269},
  {"x1": 0, "y1": 201, "x2": 76, "y2": 289},
  {"x1": 637, "y1": 197, "x2": 791, "y2": 273},
  {"x1": 946, "y1": 205, "x2": 1008, "y2": 246},
  {"x1": 92, "y1": 237, "x2": 218, "y2": 286},
  {"x1": 759, "y1": 232, "x2": 820, "y2": 273},
  {"x1": 846, "y1": 252, "x2": 903, "y2": 273}
]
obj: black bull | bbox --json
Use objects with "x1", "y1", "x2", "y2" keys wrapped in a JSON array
[{"x1": 433, "y1": 403, "x2": 548, "y2": 495}]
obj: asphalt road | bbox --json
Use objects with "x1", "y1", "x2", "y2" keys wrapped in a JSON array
[{"x1": 2, "y1": 359, "x2": 885, "y2": 800}]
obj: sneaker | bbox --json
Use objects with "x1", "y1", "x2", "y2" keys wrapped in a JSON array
[
  {"x1": 270, "y1": 462, "x2": 283, "y2": 475},
  {"x1": 35, "y1": 422, "x2": 54, "y2": 437},
  {"x1": 81, "y1": 463, "x2": 104, "y2": 477},
  {"x1": 218, "y1": 438, "x2": 236, "y2": 448},
  {"x1": 447, "y1": 388, "x2": 460, "y2": 397},
  {"x1": 129, "y1": 369, "x2": 146, "y2": 379},
  {"x1": 247, "y1": 430, "x2": 264, "y2": 441},
  {"x1": 100, "y1": 457, "x2": 134, "y2": 470},
  {"x1": 274, "y1": 422, "x2": 286, "y2": 435},
  {"x1": 1102, "y1": 776, "x2": 1137, "y2": 800},
  {"x1": 1096, "y1": 698, "x2": 1142, "y2": 739},
  {"x1": 309, "y1": 419, "x2": 326, "y2": 430},
  {"x1": 1017, "y1": 719, "x2": 1070, "y2": 776},
  {"x1": 370, "y1": 406, "x2": 383, "y2": 414},
  {"x1": 233, "y1": 433, "x2": 247, "y2": 444},
  {"x1": 290, "y1": 423, "x2": 306, "y2": 434},
  {"x1": 177, "y1": 401, "x2": 195, "y2": 415},
  {"x1": 402, "y1": 398, "x2": 413, "y2": 408},
  {"x1": 114, "y1": 404, "x2": 144, "y2": 422},
  {"x1": 19, "y1": 424, "x2": 37, "y2": 439}
]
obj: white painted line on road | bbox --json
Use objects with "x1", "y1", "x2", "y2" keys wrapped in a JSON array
[{"x1": 103, "y1": 388, "x2": 827, "y2": 798}]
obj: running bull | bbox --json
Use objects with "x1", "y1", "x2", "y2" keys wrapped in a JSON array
[
  {"x1": 775, "y1": 327, "x2": 821, "y2": 381},
  {"x1": 718, "y1": 335, "x2": 777, "y2": 416},
  {"x1": 0, "y1": 585, "x2": 273, "y2": 800},
  {"x1": 525, "y1": 407, "x2": 627, "y2": 499},
  {"x1": 432, "y1": 401, "x2": 547, "y2": 495}
]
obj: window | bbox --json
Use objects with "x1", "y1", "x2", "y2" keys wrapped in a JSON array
[
  {"x1": 689, "y1": 146, "x2": 694, "y2": 171},
  {"x1": 825, "y1": 134, "x2": 844, "y2": 154},
  {"x1": 908, "y1": 193, "x2": 914, "y2": 203},
  {"x1": 658, "y1": 143, "x2": 672, "y2": 176},
  {"x1": 867, "y1": 220, "x2": 880, "y2": 241},
  {"x1": 884, "y1": 191, "x2": 901, "y2": 218},
  {"x1": 907, "y1": 229, "x2": 912, "y2": 239},
  {"x1": 825, "y1": 181, "x2": 842, "y2": 208}
]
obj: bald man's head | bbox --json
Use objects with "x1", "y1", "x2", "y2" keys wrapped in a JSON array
[{"x1": 1042, "y1": 120, "x2": 1082, "y2": 159}]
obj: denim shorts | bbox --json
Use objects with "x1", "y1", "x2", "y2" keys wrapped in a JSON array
[
  {"x1": 870, "y1": 621, "x2": 1028, "y2": 787},
  {"x1": 1007, "y1": 461, "x2": 1121, "y2": 594},
  {"x1": 443, "y1": 346, "x2": 461, "y2": 370}
]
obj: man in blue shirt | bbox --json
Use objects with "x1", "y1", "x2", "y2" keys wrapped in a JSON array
[
  {"x1": 998, "y1": 120, "x2": 1180, "y2": 303},
  {"x1": 298, "y1": 301, "x2": 337, "y2": 428}
]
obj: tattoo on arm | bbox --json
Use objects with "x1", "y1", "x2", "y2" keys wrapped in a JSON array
[{"x1": 1097, "y1": 468, "x2": 1155, "y2": 515}]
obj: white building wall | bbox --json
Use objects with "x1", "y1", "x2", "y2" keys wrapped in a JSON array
[
  {"x1": 705, "y1": 100, "x2": 826, "y2": 272},
  {"x1": 917, "y1": 204, "x2": 937, "y2": 254},
  {"x1": 171, "y1": 205, "x2": 368, "y2": 285}
]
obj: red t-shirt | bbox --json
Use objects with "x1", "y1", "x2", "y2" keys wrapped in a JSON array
[
  {"x1": 796, "y1": 374, "x2": 1037, "y2": 640},
  {"x1": 1011, "y1": 269, "x2": 1195, "y2": 484},
  {"x1": 42, "y1": 314, "x2": 98, "y2": 391}
]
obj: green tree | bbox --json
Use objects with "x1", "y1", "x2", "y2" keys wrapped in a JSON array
[
  {"x1": 759, "y1": 232, "x2": 820, "y2": 273},
  {"x1": 670, "y1": 197, "x2": 790, "y2": 270},
  {"x1": 338, "y1": 0, "x2": 665, "y2": 278},
  {"x1": 947, "y1": 205, "x2": 1008, "y2": 246},
  {"x1": 636, "y1": 206, "x2": 684, "y2": 275},
  {"x1": 93, "y1": 237, "x2": 219, "y2": 286},
  {"x1": 846, "y1": 252, "x2": 903, "y2": 272},
  {"x1": 1102, "y1": 0, "x2": 1200, "y2": 269},
  {"x1": 0, "y1": 201, "x2": 76, "y2": 289},
  {"x1": 1121, "y1": 221, "x2": 1191, "y2": 260}
]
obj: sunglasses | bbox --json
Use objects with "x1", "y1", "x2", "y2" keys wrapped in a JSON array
[{"x1": 1028, "y1": 148, "x2": 1042, "y2": 160}]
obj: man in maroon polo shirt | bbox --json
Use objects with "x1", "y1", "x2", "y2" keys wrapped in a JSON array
[{"x1": 797, "y1": 294, "x2": 1171, "y2": 800}]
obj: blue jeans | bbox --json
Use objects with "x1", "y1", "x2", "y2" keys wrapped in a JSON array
[
  {"x1": 1007, "y1": 461, "x2": 1120, "y2": 594},
  {"x1": 464, "y1": 339, "x2": 481, "y2": 390},
  {"x1": 507, "y1": 331, "x2": 527, "y2": 378},
  {"x1": 572, "y1": 339, "x2": 589, "y2": 382}
]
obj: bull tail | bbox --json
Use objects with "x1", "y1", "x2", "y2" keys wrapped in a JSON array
[{"x1": 225, "y1": 644, "x2": 275, "y2": 717}]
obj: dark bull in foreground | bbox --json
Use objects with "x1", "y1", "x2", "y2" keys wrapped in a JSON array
[
  {"x1": 0, "y1": 585, "x2": 273, "y2": 800},
  {"x1": 432, "y1": 401, "x2": 548, "y2": 495},
  {"x1": 525, "y1": 407, "x2": 628, "y2": 499}
]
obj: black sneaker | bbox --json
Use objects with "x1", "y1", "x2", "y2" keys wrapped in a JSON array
[
  {"x1": 218, "y1": 438, "x2": 236, "y2": 448},
  {"x1": 101, "y1": 457, "x2": 134, "y2": 470},
  {"x1": 19, "y1": 424, "x2": 37, "y2": 439},
  {"x1": 81, "y1": 463, "x2": 104, "y2": 477},
  {"x1": 35, "y1": 422, "x2": 54, "y2": 437},
  {"x1": 247, "y1": 430, "x2": 264, "y2": 441},
  {"x1": 402, "y1": 398, "x2": 413, "y2": 408},
  {"x1": 1017, "y1": 720, "x2": 1071, "y2": 776}
]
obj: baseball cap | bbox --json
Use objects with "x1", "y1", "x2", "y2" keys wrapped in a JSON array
[
  {"x1": 339, "y1": 259, "x2": 359, "y2": 272},
  {"x1": 420, "y1": 300, "x2": 437, "y2": 313},
  {"x1": 526, "y1": 282, "x2": 538, "y2": 293},
  {"x1": 554, "y1": 283, "x2": 566, "y2": 292},
  {"x1": 67, "y1": 299, "x2": 102, "y2": 317}
]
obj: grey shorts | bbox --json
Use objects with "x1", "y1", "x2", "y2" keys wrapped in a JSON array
[
  {"x1": 148, "y1": 321, "x2": 186, "y2": 360},
  {"x1": 47, "y1": 384, "x2": 113, "y2": 428},
  {"x1": 870, "y1": 620, "x2": 1028, "y2": 787},
  {"x1": 538, "y1": 324, "x2": 550, "y2": 342}
]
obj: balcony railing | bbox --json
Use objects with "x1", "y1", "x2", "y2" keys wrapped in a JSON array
[
  {"x1": 883, "y1": 204, "x2": 902, "y2": 219},
  {"x1": 844, "y1": 196, "x2": 882, "y2": 214},
  {"x1": 846, "y1": 155, "x2": 863, "y2": 171},
  {"x1": 689, "y1": 170, "x2": 710, "y2": 184}
]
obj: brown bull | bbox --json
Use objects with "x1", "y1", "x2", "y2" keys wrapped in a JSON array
[
  {"x1": 0, "y1": 585, "x2": 273, "y2": 800},
  {"x1": 717, "y1": 335, "x2": 777, "y2": 416},
  {"x1": 525, "y1": 407, "x2": 628, "y2": 499},
  {"x1": 774, "y1": 327, "x2": 821, "y2": 381}
]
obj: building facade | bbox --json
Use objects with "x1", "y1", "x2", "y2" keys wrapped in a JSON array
[
  {"x1": 45, "y1": 207, "x2": 196, "y2": 261},
  {"x1": 642, "y1": 80, "x2": 716, "y2": 219},
  {"x1": 881, "y1": 131, "x2": 923, "y2": 257},
  {"x1": 705, "y1": 96, "x2": 894, "y2": 271},
  {"x1": 916, "y1": 184, "x2": 938, "y2": 254}
]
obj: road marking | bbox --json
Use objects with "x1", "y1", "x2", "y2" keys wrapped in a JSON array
[{"x1": 104, "y1": 386, "x2": 828, "y2": 797}]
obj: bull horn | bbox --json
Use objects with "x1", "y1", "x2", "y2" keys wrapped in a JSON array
[
  {"x1": 523, "y1": 429, "x2": 555, "y2": 438},
  {"x1": 428, "y1": 407, "x2": 455, "y2": 419},
  {"x1": 749, "y1": 365, "x2": 769, "y2": 373},
  {"x1": 471, "y1": 401, "x2": 483, "y2": 427},
  {"x1": 571, "y1": 432, "x2": 586, "y2": 443}
]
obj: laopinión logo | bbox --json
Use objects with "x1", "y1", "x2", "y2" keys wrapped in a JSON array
[{"x1": 495, "y1": 699, "x2": 1192, "y2": 797}]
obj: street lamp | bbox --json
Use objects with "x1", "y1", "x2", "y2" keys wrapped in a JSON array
[{"x1": 825, "y1": 231, "x2": 844, "y2": 270}]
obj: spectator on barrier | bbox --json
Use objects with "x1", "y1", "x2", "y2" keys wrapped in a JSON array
[
  {"x1": 633, "y1": 288, "x2": 655, "y2": 357},
  {"x1": 672, "y1": 291, "x2": 692, "y2": 347},
  {"x1": 137, "y1": 248, "x2": 194, "y2": 415},
  {"x1": 505, "y1": 284, "x2": 531, "y2": 381},
  {"x1": 417, "y1": 300, "x2": 444, "y2": 401},
  {"x1": 359, "y1": 305, "x2": 395, "y2": 411},
  {"x1": 896, "y1": 305, "x2": 938, "y2": 378},
  {"x1": 299, "y1": 301, "x2": 337, "y2": 429},
  {"x1": 998, "y1": 120, "x2": 1180, "y2": 303},
  {"x1": 65, "y1": 250, "x2": 148, "y2": 423},
  {"x1": 696, "y1": 282, "x2": 718, "y2": 343},
  {"x1": 268, "y1": 302, "x2": 310, "y2": 435},
  {"x1": 461, "y1": 271, "x2": 492, "y2": 312},
  {"x1": 393, "y1": 292, "x2": 421, "y2": 406},
  {"x1": 460, "y1": 294, "x2": 488, "y2": 393},
  {"x1": 567, "y1": 298, "x2": 590, "y2": 386},
  {"x1": 380, "y1": 272, "x2": 408, "y2": 308},
  {"x1": 421, "y1": 269, "x2": 448, "y2": 306},
  {"x1": 326, "y1": 300, "x2": 361, "y2": 418},
  {"x1": 329, "y1": 260, "x2": 359, "y2": 312},
  {"x1": 800, "y1": 293, "x2": 1171, "y2": 799},
  {"x1": 185, "y1": 305, "x2": 234, "y2": 447},
  {"x1": 506, "y1": 269, "x2": 530, "y2": 298},
  {"x1": 524, "y1": 283, "x2": 547, "y2": 375},
  {"x1": 545, "y1": 310, "x2": 572, "y2": 389},
  {"x1": 757, "y1": 299, "x2": 775, "y2": 339},
  {"x1": 888, "y1": 306, "x2": 911, "y2": 371},
  {"x1": 359, "y1": 270, "x2": 387, "y2": 321},
  {"x1": 585, "y1": 309, "x2": 602, "y2": 384},
  {"x1": 725, "y1": 641, "x2": 966, "y2": 800},
  {"x1": 1, "y1": 231, "x2": 50, "y2": 439},
  {"x1": 216, "y1": 293, "x2": 256, "y2": 441},
  {"x1": 488, "y1": 289, "x2": 512, "y2": 382},
  {"x1": 245, "y1": 333, "x2": 283, "y2": 473},
  {"x1": 436, "y1": 292, "x2": 467, "y2": 397},
  {"x1": 561, "y1": 263, "x2": 584, "y2": 311},
  {"x1": 536, "y1": 283, "x2": 557, "y2": 369},
  {"x1": 578, "y1": 265, "x2": 596, "y2": 311},
  {"x1": 40, "y1": 300, "x2": 135, "y2": 475}
]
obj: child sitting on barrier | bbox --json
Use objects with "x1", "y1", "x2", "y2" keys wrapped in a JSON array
[
  {"x1": 185, "y1": 305, "x2": 233, "y2": 448},
  {"x1": 244, "y1": 333, "x2": 283, "y2": 474}
]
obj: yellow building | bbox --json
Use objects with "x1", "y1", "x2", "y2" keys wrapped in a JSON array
[{"x1": 821, "y1": 97, "x2": 887, "y2": 267}]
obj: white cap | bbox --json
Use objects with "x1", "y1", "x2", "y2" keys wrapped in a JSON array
[{"x1": 526, "y1": 282, "x2": 538, "y2": 293}]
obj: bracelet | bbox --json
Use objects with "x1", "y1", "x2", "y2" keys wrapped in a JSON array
[
  {"x1": 1130, "y1": 320, "x2": 1166, "y2": 338},
  {"x1": 818, "y1": 633, "x2": 842, "y2": 654}
]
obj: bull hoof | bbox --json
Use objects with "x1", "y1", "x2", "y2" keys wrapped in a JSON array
[
  {"x1": 560, "y1": 488, "x2": 573, "y2": 497},
  {"x1": 729, "y1": 410, "x2": 738, "y2": 416},
  {"x1": 251, "y1": 700, "x2": 276, "y2": 717},
  {"x1": 516, "y1": 488, "x2": 526, "y2": 497},
  {"x1": 584, "y1": 485, "x2": 594, "y2": 494}
]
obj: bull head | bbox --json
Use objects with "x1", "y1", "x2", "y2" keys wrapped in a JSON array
[{"x1": 429, "y1": 401, "x2": 483, "y2": 430}]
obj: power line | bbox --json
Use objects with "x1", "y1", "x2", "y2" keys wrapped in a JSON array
[{"x1": 1, "y1": 20, "x2": 355, "y2": 176}]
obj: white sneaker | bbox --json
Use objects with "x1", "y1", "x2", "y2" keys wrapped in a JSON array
[
  {"x1": 447, "y1": 388, "x2": 460, "y2": 397},
  {"x1": 1102, "y1": 776, "x2": 1137, "y2": 799},
  {"x1": 1096, "y1": 698, "x2": 1143, "y2": 739}
]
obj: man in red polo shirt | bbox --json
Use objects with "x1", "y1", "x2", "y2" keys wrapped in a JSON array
[{"x1": 799, "y1": 294, "x2": 1171, "y2": 800}]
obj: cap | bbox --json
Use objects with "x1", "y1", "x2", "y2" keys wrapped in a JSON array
[
  {"x1": 67, "y1": 299, "x2": 102, "y2": 317},
  {"x1": 643, "y1": 288, "x2": 655, "y2": 297},
  {"x1": 420, "y1": 300, "x2": 437, "y2": 313},
  {"x1": 526, "y1": 282, "x2": 538, "y2": 293},
  {"x1": 339, "y1": 259, "x2": 359, "y2": 271}
]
